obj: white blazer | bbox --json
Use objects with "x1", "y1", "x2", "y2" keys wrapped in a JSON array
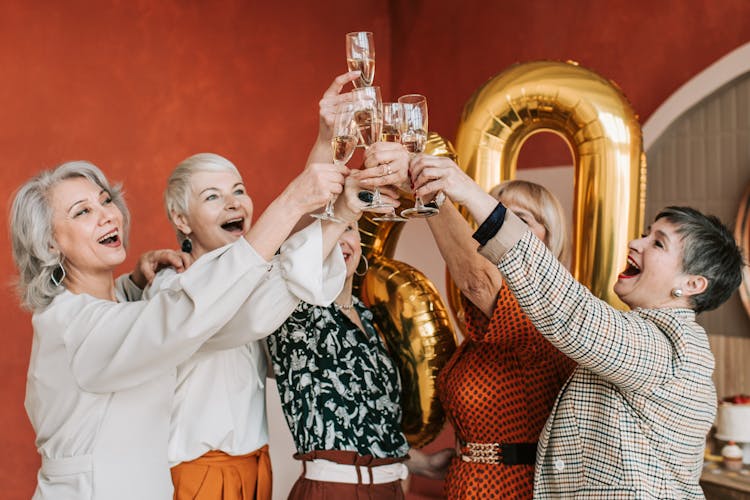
[
  {"x1": 25, "y1": 236, "x2": 309, "y2": 500},
  {"x1": 142, "y1": 221, "x2": 345, "y2": 465}
]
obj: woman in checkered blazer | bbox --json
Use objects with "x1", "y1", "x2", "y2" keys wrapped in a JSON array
[{"x1": 410, "y1": 155, "x2": 744, "y2": 499}]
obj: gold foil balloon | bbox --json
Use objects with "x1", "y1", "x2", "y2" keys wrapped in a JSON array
[
  {"x1": 355, "y1": 132, "x2": 458, "y2": 448},
  {"x1": 453, "y1": 60, "x2": 646, "y2": 310},
  {"x1": 735, "y1": 182, "x2": 750, "y2": 319}
]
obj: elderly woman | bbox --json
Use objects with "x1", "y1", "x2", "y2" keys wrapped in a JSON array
[
  {"x1": 425, "y1": 180, "x2": 576, "y2": 498},
  {"x1": 10, "y1": 159, "x2": 343, "y2": 500},
  {"x1": 144, "y1": 152, "x2": 362, "y2": 499},
  {"x1": 410, "y1": 154, "x2": 744, "y2": 498},
  {"x1": 266, "y1": 212, "x2": 453, "y2": 499}
]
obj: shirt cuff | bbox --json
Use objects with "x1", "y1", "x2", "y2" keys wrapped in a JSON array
[
  {"x1": 472, "y1": 202, "x2": 507, "y2": 246},
  {"x1": 477, "y1": 209, "x2": 529, "y2": 265}
]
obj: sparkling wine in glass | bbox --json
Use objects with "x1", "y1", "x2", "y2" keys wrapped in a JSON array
[
  {"x1": 346, "y1": 32, "x2": 375, "y2": 88},
  {"x1": 373, "y1": 102, "x2": 408, "y2": 222},
  {"x1": 311, "y1": 102, "x2": 357, "y2": 223},
  {"x1": 398, "y1": 94, "x2": 438, "y2": 218},
  {"x1": 352, "y1": 87, "x2": 394, "y2": 213}
]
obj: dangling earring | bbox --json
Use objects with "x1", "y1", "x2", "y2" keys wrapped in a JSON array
[
  {"x1": 671, "y1": 288, "x2": 683, "y2": 298},
  {"x1": 354, "y1": 255, "x2": 369, "y2": 277},
  {"x1": 181, "y1": 237, "x2": 193, "y2": 253},
  {"x1": 51, "y1": 260, "x2": 66, "y2": 287}
]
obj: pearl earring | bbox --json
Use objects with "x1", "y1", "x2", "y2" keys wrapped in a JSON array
[{"x1": 671, "y1": 288, "x2": 683, "y2": 298}]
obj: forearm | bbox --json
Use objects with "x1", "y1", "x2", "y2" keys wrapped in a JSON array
[
  {"x1": 427, "y1": 201, "x2": 501, "y2": 316},
  {"x1": 245, "y1": 190, "x2": 307, "y2": 260},
  {"x1": 305, "y1": 137, "x2": 331, "y2": 165}
]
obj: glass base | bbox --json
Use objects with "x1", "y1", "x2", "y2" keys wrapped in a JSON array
[
  {"x1": 310, "y1": 212, "x2": 344, "y2": 223},
  {"x1": 362, "y1": 201, "x2": 397, "y2": 211},
  {"x1": 400, "y1": 206, "x2": 439, "y2": 219},
  {"x1": 372, "y1": 212, "x2": 408, "y2": 222}
]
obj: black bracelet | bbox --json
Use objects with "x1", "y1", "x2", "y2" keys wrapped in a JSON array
[{"x1": 472, "y1": 202, "x2": 507, "y2": 246}]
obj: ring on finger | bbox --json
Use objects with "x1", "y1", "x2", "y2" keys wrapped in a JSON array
[{"x1": 385, "y1": 164, "x2": 392, "y2": 176}]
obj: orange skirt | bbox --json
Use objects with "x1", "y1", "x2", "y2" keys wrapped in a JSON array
[{"x1": 171, "y1": 446, "x2": 272, "y2": 500}]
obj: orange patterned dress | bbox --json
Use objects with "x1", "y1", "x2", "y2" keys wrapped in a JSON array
[{"x1": 437, "y1": 284, "x2": 576, "y2": 499}]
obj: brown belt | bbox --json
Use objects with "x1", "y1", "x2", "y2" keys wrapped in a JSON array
[{"x1": 460, "y1": 442, "x2": 537, "y2": 465}]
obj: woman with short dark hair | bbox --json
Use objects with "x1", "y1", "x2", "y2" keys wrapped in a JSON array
[{"x1": 409, "y1": 154, "x2": 744, "y2": 498}]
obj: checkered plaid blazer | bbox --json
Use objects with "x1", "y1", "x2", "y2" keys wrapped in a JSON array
[{"x1": 479, "y1": 211, "x2": 714, "y2": 499}]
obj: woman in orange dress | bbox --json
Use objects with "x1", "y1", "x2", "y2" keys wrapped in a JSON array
[{"x1": 426, "y1": 180, "x2": 576, "y2": 499}]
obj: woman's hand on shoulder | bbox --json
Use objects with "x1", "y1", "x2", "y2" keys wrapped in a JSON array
[{"x1": 131, "y1": 249, "x2": 193, "y2": 289}]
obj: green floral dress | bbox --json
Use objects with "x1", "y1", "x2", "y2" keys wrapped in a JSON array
[{"x1": 267, "y1": 297, "x2": 410, "y2": 458}]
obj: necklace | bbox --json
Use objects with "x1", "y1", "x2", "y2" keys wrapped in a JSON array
[{"x1": 335, "y1": 300, "x2": 354, "y2": 311}]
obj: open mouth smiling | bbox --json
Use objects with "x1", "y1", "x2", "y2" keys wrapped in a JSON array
[
  {"x1": 221, "y1": 217, "x2": 245, "y2": 233},
  {"x1": 618, "y1": 256, "x2": 641, "y2": 279},
  {"x1": 97, "y1": 230, "x2": 120, "y2": 246}
]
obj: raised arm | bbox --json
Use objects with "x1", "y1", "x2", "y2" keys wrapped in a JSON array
[
  {"x1": 410, "y1": 154, "x2": 677, "y2": 392},
  {"x1": 426, "y1": 195, "x2": 503, "y2": 318},
  {"x1": 305, "y1": 71, "x2": 360, "y2": 165},
  {"x1": 56, "y1": 238, "x2": 272, "y2": 393}
]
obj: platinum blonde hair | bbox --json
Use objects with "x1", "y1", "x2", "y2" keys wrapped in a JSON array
[
  {"x1": 10, "y1": 161, "x2": 130, "y2": 311},
  {"x1": 164, "y1": 153, "x2": 241, "y2": 245},
  {"x1": 490, "y1": 179, "x2": 570, "y2": 266}
]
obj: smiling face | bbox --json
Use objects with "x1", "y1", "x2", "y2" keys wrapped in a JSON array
[
  {"x1": 338, "y1": 222, "x2": 362, "y2": 279},
  {"x1": 173, "y1": 170, "x2": 253, "y2": 259},
  {"x1": 614, "y1": 218, "x2": 694, "y2": 309},
  {"x1": 49, "y1": 177, "x2": 126, "y2": 277}
]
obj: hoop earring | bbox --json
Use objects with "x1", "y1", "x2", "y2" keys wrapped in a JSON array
[
  {"x1": 181, "y1": 237, "x2": 193, "y2": 254},
  {"x1": 354, "y1": 254, "x2": 369, "y2": 277},
  {"x1": 671, "y1": 288, "x2": 683, "y2": 298},
  {"x1": 51, "y1": 261, "x2": 66, "y2": 287}
]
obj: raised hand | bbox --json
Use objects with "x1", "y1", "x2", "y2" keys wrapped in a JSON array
[
  {"x1": 317, "y1": 71, "x2": 360, "y2": 145},
  {"x1": 361, "y1": 141, "x2": 410, "y2": 191},
  {"x1": 334, "y1": 170, "x2": 401, "y2": 223},
  {"x1": 283, "y1": 161, "x2": 349, "y2": 216}
]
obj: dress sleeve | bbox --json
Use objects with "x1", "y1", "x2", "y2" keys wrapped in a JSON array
[
  {"x1": 477, "y1": 209, "x2": 680, "y2": 393},
  {"x1": 197, "y1": 220, "x2": 346, "y2": 351},
  {"x1": 59, "y1": 238, "x2": 270, "y2": 393}
]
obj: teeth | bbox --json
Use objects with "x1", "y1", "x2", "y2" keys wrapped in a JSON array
[
  {"x1": 627, "y1": 257, "x2": 640, "y2": 270},
  {"x1": 98, "y1": 230, "x2": 118, "y2": 243},
  {"x1": 224, "y1": 217, "x2": 243, "y2": 224}
]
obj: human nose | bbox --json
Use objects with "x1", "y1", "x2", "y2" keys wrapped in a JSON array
[
  {"x1": 225, "y1": 194, "x2": 240, "y2": 209},
  {"x1": 98, "y1": 203, "x2": 116, "y2": 225}
]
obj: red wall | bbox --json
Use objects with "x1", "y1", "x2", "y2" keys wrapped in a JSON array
[{"x1": 1, "y1": 1, "x2": 749, "y2": 497}]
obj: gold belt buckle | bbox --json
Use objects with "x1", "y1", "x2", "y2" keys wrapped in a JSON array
[{"x1": 461, "y1": 442, "x2": 502, "y2": 465}]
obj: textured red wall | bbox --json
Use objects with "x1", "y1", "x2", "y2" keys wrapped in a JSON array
[
  {"x1": 389, "y1": 0, "x2": 750, "y2": 167},
  {"x1": 1, "y1": 1, "x2": 749, "y2": 498},
  {"x1": 0, "y1": 2, "x2": 390, "y2": 497}
]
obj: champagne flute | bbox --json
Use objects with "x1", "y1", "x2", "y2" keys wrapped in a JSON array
[
  {"x1": 399, "y1": 94, "x2": 438, "y2": 218},
  {"x1": 346, "y1": 32, "x2": 375, "y2": 88},
  {"x1": 373, "y1": 102, "x2": 408, "y2": 222},
  {"x1": 311, "y1": 102, "x2": 357, "y2": 223},
  {"x1": 352, "y1": 87, "x2": 393, "y2": 212}
]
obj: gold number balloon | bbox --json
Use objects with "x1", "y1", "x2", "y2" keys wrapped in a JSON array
[
  {"x1": 355, "y1": 133, "x2": 458, "y2": 448},
  {"x1": 453, "y1": 60, "x2": 646, "y2": 310}
]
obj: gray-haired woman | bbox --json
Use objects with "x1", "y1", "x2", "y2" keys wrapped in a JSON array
[
  {"x1": 10, "y1": 158, "x2": 344, "y2": 500},
  {"x1": 409, "y1": 154, "x2": 744, "y2": 498}
]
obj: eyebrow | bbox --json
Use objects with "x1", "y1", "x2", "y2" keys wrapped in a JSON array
[
  {"x1": 198, "y1": 183, "x2": 245, "y2": 196},
  {"x1": 67, "y1": 189, "x2": 106, "y2": 213},
  {"x1": 654, "y1": 229, "x2": 671, "y2": 243}
]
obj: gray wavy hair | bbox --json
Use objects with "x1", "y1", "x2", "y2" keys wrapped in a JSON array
[
  {"x1": 164, "y1": 153, "x2": 240, "y2": 245},
  {"x1": 10, "y1": 161, "x2": 130, "y2": 311}
]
